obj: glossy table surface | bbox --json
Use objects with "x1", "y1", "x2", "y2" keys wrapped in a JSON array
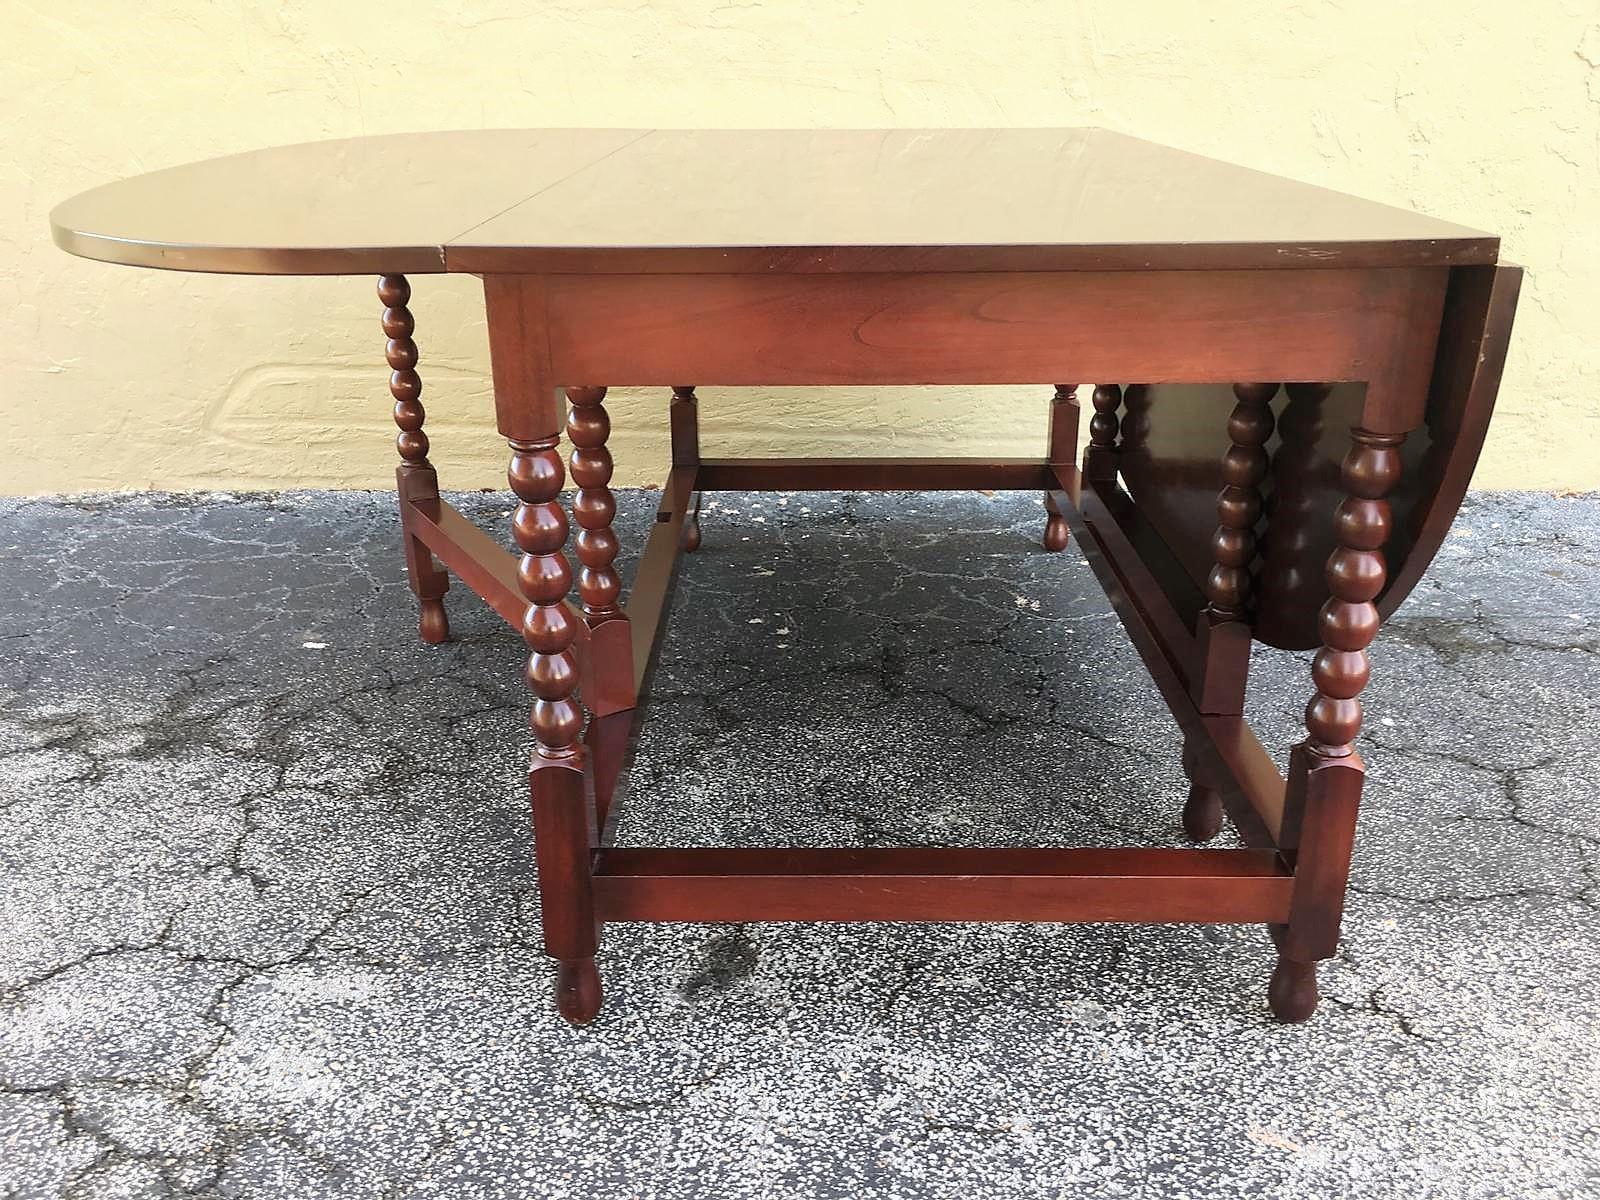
[
  {"x1": 50, "y1": 127, "x2": 1498, "y2": 275},
  {"x1": 43, "y1": 125, "x2": 1521, "y2": 1029}
]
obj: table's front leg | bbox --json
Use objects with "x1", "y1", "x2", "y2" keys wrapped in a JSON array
[
  {"x1": 508, "y1": 429, "x2": 602, "y2": 1025},
  {"x1": 1270, "y1": 425, "x2": 1404, "y2": 1023}
]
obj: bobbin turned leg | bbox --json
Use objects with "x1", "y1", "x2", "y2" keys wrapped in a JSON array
[
  {"x1": 380, "y1": 275, "x2": 448, "y2": 643},
  {"x1": 508, "y1": 434, "x2": 601, "y2": 1025},
  {"x1": 567, "y1": 388, "x2": 624, "y2": 626},
  {"x1": 1083, "y1": 384, "x2": 1123, "y2": 484},
  {"x1": 1268, "y1": 425, "x2": 1404, "y2": 1024},
  {"x1": 671, "y1": 385, "x2": 703, "y2": 551},
  {"x1": 1186, "y1": 382, "x2": 1279, "y2": 838},
  {"x1": 1257, "y1": 384, "x2": 1334, "y2": 618},
  {"x1": 567, "y1": 386, "x2": 637, "y2": 828},
  {"x1": 1043, "y1": 384, "x2": 1078, "y2": 551}
]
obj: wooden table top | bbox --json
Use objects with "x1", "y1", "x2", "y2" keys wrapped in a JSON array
[{"x1": 50, "y1": 127, "x2": 1497, "y2": 276}]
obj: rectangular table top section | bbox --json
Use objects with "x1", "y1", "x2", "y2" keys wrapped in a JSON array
[
  {"x1": 51, "y1": 127, "x2": 1497, "y2": 276},
  {"x1": 451, "y1": 128, "x2": 1497, "y2": 273}
]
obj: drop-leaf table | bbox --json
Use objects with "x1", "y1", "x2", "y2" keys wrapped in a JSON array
[{"x1": 51, "y1": 128, "x2": 1519, "y2": 1024}]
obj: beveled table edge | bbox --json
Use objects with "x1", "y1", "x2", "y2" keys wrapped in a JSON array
[
  {"x1": 444, "y1": 237, "x2": 1501, "y2": 275},
  {"x1": 49, "y1": 222, "x2": 448, "y2": 276},
  {"x1": 52, "y1": 218, "x2": 1500, "y2": 276},
  {"x1": 48, "y1": 124, "x2": 1503, "y2": 277}
]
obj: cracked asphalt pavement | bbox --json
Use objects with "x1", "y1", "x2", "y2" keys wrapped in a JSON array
[{"x1": 1, "y1": 487, "x2": 1597, "y2": 1199}]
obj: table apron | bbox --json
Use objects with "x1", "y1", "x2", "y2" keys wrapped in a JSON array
[{"x1": 523, "y1": 267, "x2": 1447, "y2": 430}]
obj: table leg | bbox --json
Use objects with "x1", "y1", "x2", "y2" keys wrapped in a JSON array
[
  {"x1": 1184, "y1": 382, "x2": 1280, "y2": 840},
  {"x1": 1180, "y1": 741, "x2": 1225, "y2": 843},
  {"x1": 1269, "y1": 425, "x2": 1404, "y2": 1023},
  {"x1": 1083, "y1": 384, "x2": 1123, "y2": 483},
  {"x1": 567, "y1": 385, "x2": 637, "y2": 830},
  {"x1": 671, "y1": 385, "x2": 702, "y2": 551},
  {"x1": 1256, "y1": 383, "x2": 1333, "y2": 622},
  {"x1": 508, "y1": 431, "x2": 602, "y2": 1025},
  {"x1": 1043, "y1": 383, "x2": 1079, "y2": 551},
  {"x1": 379, "y1": 275, "x2": 448, "y2": 644}
]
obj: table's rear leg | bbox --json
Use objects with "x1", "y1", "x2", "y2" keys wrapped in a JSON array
[
  {"x1": 1269, "y1": 426, "x2": 1403, "y2": 1022},
  {"x1": 1180, "y1": 741, "x2": 1224, "y2": 843},
  {"x1": 1184, "y1": 382, "x2": 1279, "y2": 840},
  {"x1": 671, "y1": 385, "x2": 703, "y2": 551},
  {"x1": 508, "y1": 431, "x2": 602, "y2": 1025},
  {"x1": 567, "y1": 385, "x2": 637, "y2": 828},
  {"x1": 1083, "y1": 384, "x2": 1122, "y2": 483},
  {"x1": 569, "y1": 385, "x2": 624, "y2": 620},
  {"x1": 380, "y1": 275, "x2": 448, "y2": 644},
  {"x1": 1043, "y1": 383, "x2": 1079, "y2": 551}
]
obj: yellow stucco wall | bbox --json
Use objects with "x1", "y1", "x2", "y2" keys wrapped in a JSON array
[{"x1": 6, "y1": 2, "x2": 1597, "y2": 496}]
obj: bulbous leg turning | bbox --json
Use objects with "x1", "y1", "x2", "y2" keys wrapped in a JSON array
[
  {"x1": 509, "y1": 431, "x2": 602, "y2": 1026},
  {"x1": 381, "y1": 274, "x2": 450, "y2": 645},
  {"x1": 1043, "y1": 508, "x2": 1070, "y2": 552},
  {"x1": 418, "y1": 595, "x2": 449, "y2": 644},
  {"x1": 1268, "y1": 954, "x2": 1319, "y2": 1023},
  {"x1": 680, "y1": 492, "x2": 703, "y2": 552},
  {"x1": 1182, "y1": 782, "x2": 1224, "y2": 842},
  {"x1": 1180, "y1": 740, "x2": 1223, "y2": 842},
  {"x1": 1265, "y1": 425, "x2": 1404, "y2": 1028},
  {"x1": 556, "y1": 958, "x2": 603, "y2": 1025}
]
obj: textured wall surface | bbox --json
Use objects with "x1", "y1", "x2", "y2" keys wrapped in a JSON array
[{"x1": 7, "y1": 1, "x2": 1597, "y2": 495}]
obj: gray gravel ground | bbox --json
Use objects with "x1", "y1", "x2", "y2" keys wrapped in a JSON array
[{"x1": 1, "y1": 487, "x2": 1597, "y2": 1200}]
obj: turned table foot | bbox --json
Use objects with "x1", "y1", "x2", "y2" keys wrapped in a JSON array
[
  {"x1": 1268, "y1": 954, "x2": 1319, "y2": 1023},
  {"x1": 1182, "y1": 782, "x2": 1224, "y2": 842},
  {"x1": 680, "y1": 492, "x2": 703, "y2": 552},
  {"x1": 556, "y1": 957, "x2": 603, "y2": 1025},
  {"x1": 417, "y1": 596, "x2": 449, "y2": 645},
  {"x1": 1179, "y1": 740, "x2": 1224, "y2": 842},
  {"x1": 1042, "y1": 497, "x2": 1070, "y2": 552}
]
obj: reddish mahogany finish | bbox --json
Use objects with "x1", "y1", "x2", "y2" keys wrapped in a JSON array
[
  {"x1": 49, "y1": 131, "x2": 1518, "y2": 1027},
  {"x1": 52, "y1": 129, "x2": 1499, "y2": 275},
  {"x1": 507, "y1": 417, "x2": 601, "y2": 1025},
  {"x1": 565, "y1": 386, "x2": 637, "y2": 720},
  {"x1": 1043, "y1": 384, "x2": 1079, "y2": 551},
  {"x1": 670, "y1": 386, "x2": 703, "y2": 552},
  {"x1": 406, "y1": 243, "x2": 1509, "y2": 1024},
  {"x1": 1182, "y1": 382, "x2": 1278, "y2": 837},
  {"x1": 1265, "y1": 426, "x2": 1405, "y2": 1021},
  {"x1": 380, "y1": 275, "x2": 449, "y2": 644},
  {"x1": 593, "y1": 847, "x2": 1293, "y2": 923}
]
